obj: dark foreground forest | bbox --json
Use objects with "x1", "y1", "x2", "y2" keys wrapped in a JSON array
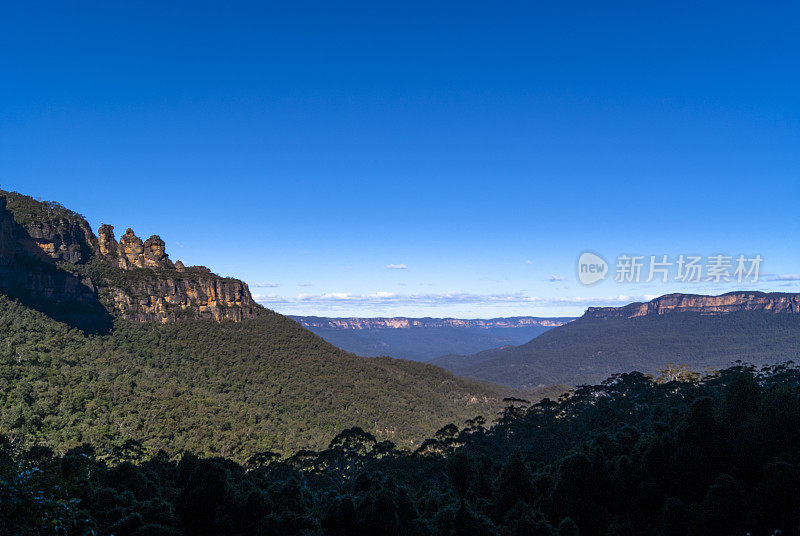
[{"x1": 2, "y1": 363, "x2": 799, "y2": 536}]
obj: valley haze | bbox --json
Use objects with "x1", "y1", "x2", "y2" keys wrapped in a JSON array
[{"x1": 291, "y1": 315, "x2": 574, "y2": 361}]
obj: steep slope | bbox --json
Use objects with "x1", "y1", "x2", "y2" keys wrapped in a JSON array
[
  {"x1": 435, "y1": 292, "x2": 800, "y2": 389},
  {"x1": 0, "y1": 189, "x2": 259, "y2": 327},
  {"x1": 0, "y1": 194, "x2": 112, "y2": 332},
  {"x1": 585, "y1": 291, "x2": 800, "y2": 318},
  {"x1": 0, "y1": 189, "x2": 504, "y2": 458},
  {"x1": 292, "y1": 316, "x2": 574, "y2": 361},
  {"x1": 0, "y1": 286, "x2": 502, "y2": 459}
]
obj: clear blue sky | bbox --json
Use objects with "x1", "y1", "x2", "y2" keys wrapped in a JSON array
[{"x1": 1, "y1": 2, "x2": 798, "y2": 317}]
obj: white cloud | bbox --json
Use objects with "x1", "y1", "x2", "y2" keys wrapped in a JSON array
[
  {"x1": 255, "y1": 291, "x2": 655, "y2": 310},
  {"x1": 525, "y1": 260, "x2": 532, "y2": 265},
  {"x1": 320, "y1": 292, "x2": 351, "y2": 299},
  {"x1": 251, "y1": 281, "x2": 279, "y2": 288},
  {"x1": 762, "y1": 273, "x2": 800, "y2": 282},
  {"x1": 385, "y1": 264, "x2": 409, "y2": 270},
  {"x1": 547, "y1": 275, "x2": 566, "y2": 282}
]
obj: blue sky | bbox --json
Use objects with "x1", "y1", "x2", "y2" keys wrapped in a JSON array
[{"x1": 1, "y1": 2, "x2": 798, "y2": 317}]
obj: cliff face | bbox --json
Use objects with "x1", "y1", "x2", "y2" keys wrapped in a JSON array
[
  {"x1": 26, "y1": 217, "x2": 95, "y2": 264},
  {"x1": 94, "y1": 224, "x2": 258, "y2": 323},
  {"x1": 1, "y1": 192, "x2": 96, "y2": 263},
  {"x1": 584, "y1": 292, "x2": 800, "y2": 320},
  {"x1": 105, "y1": 269, "x2": 258, "y2": 323},
  {"x1": 0, "y1": 195, "x2": 109, "y2": 332},
  {"x1": 293, "y1": 316, "x2": 574, "y2": 330},
  {"x1": 0, "y1": 189, "x2": 260, "y2": 326}
]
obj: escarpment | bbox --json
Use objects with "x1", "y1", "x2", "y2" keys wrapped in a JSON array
[
  {"x1": 95, "y1": 224, "x2": 258, "y2": 322},
  {"x1": 0, "y1": 189, "x2": 260, "y2": 326},
  {"x1": 584, "y1": 292, "x2": 800, "y2": 320}
]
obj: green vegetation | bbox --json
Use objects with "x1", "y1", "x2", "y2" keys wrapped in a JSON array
[
  {"x1": 437, "y1": 311, "x2": 800, "y2": 388},
  {"x1": 3, "y1": 188, "x2": 796, "y2": 534},
  {"x1": 0, "y1": 295, "x2": 501, "y2": 458},
  {"x1": 2, "y1": 363, "x2": 798, "y2": 535},
  {"x1": 0, "y1": 189, "x2": 87, "y2": 228}
]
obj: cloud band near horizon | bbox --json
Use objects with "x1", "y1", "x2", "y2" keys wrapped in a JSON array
[{"x1": 252, "y1": 291, "x2": 658, "y2": 317}]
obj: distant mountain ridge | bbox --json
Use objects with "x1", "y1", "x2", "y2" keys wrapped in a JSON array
[
  {"x1": 585, "y1": 291, "x2": 800, "y2": 319},
  {"x1": 432, "y1": 292, "x2": 800, "y2": 389},
  {"x1": 293, "y1": 316, "x2": 572, "y2": 329},
  {"x1": 291, "y1": 315, "x2": 575, "y2": 361}
]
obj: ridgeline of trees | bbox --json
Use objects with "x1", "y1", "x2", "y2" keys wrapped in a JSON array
[
  {"x1": 2, "y1": 362, "x2": 799, "y2": 535},
  {"x1": 1, "y1": 190, "x2": 87, "y2": 227},
  {"x1": 439, "y1": 311, "x2": 800, "y2": 388},
  {"x1": 0, "y1": 295, "x2": 501, "y2": 458}
]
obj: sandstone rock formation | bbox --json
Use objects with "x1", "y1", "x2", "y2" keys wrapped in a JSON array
[
  {"x1": 584, "y1": 292, "x2": 800, "y2": 320},
  {"x1": 95, "y1": 224, "x2": 257, "y2": 322},
  {"x1": 0, "y1": 195, "x2": 108, "y2": 331},
  {"x1": 2, "y1": 193, "x2": 97, "y2": 265},
  {"x1": 143, "y1": 234, "x2": 171, "y2": 268},
  {"x1": 98, "y1": 224, "x2": 118, "y2": 257},
  {"x1": 98, "y1": 225, "x2": 174, "y2": 270},
  {"x1": 108, "y1": 276, "x2": 257, "y2": 323},
  {"x1": 27, "y1": 217, "x2": 95, "y2": 264},
  {"x1": 0, "y1": 189, "x2": 261, "y2": 326}
]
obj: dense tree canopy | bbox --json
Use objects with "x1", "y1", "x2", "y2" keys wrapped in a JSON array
[
  {"x1": 0, "y1": 295, "x2": 501, "y2": 458},
  {"x1": 437, "y1": 311, "x2": 800, "y2": 388},
  {"x1": 2, "y1": 362, "x2": 799, "y2": 535}
]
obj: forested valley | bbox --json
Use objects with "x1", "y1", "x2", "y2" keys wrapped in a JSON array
[
  {"x1": 3, "y1": 362, "x2": 798, "y2": 535},
  {"x1": 0, "y1": 295, "x2": 501, "y2": 458}
]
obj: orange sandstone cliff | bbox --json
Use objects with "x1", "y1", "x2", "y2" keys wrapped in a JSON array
[{"x1": 0, "y1": 189, "x2": 260, "y2": 326}]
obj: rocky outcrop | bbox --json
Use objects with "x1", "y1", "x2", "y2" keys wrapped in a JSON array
[
  {"x1": 0, "y1": 195, "x2": 110, "y2": 332},
  {"x1": 143, "y1": 235, "x2": 170, "y2": 268},
  {"x1": 93, "y1": 224, "x2": 258, "y2": 322},
  {"x1": 98, "y1": 224, "x2": 118, "y2": 257},
  {"x1": 27, "y1": 218, "x2": 95, "y2": 264},
  {"x1": 108, "y1": 275, "x2": 258, "y2": 323},
  {"x1": 293, "y1": 316, "x2": 574, "y2": 330},
  {"x1": 584, "y1": 292, "x2": 800, "y2": 320},
  {"x1": 0, "y1": 189, "x2": 261, "y2": 326},
  {"x1": 0, "y1": 192, "x2": 96, "y2": 264},
  {"x1": 100, "y1": 225, "x2": 175, "y2": 270}
]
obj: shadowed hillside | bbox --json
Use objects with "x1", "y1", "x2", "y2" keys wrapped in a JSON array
[{"x1": 433, "y1": 294, "x2": 800, "y2": 389}]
